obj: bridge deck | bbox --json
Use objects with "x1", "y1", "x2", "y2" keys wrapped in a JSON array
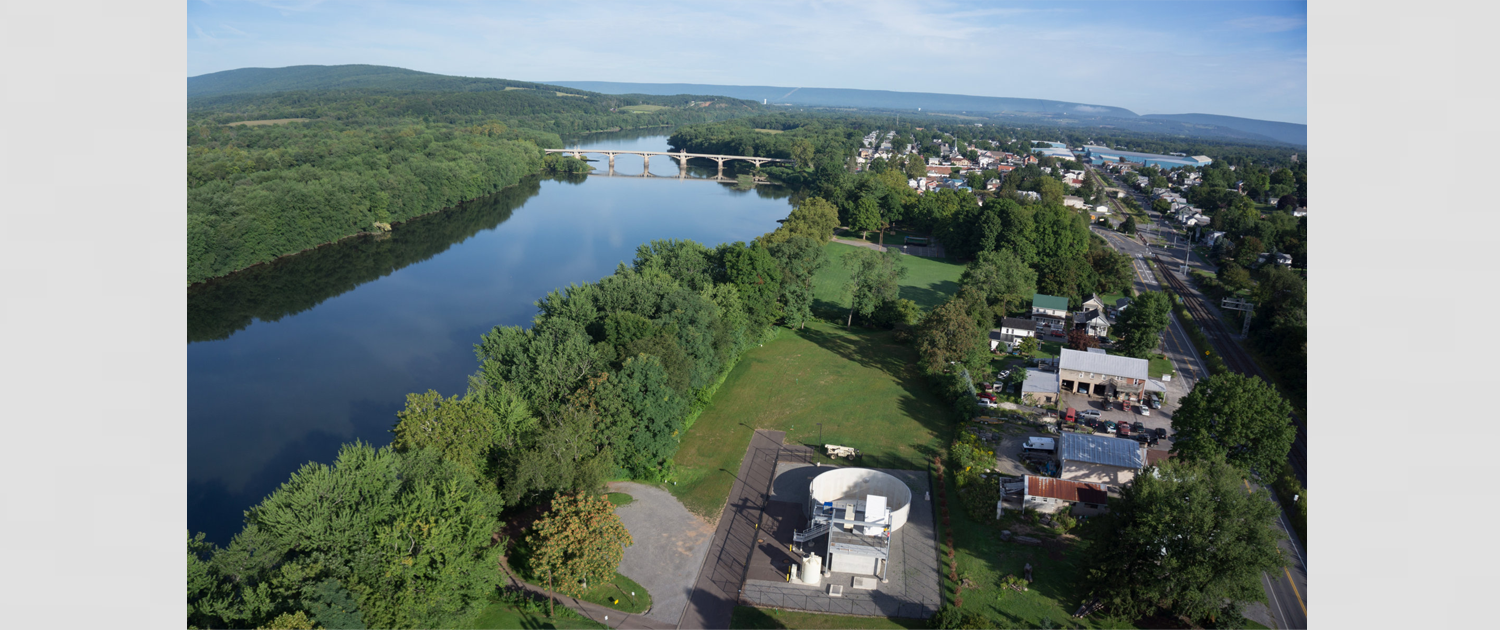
[{"x1": 544, "y1": 148, "x2": 793, "y2": 162}]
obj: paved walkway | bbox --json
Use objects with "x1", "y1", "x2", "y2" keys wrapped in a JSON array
[
  {"x1": 678, "y1": 430, "x2": 786, "y2": 629},
  {"x1": 608, "y1": 482, "x2": 715, "y2": 626},
  {"x1": 496, "y1": 555, "x2": 676, "y2": 630}
]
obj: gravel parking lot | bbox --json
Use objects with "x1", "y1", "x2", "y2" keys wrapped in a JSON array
[
  {"x1": 964, "y1": 421, "x2": 1053, "y2": 477},
  {"x1": 1058, "y1": 392, "x2": 1175, "y2": 450}
]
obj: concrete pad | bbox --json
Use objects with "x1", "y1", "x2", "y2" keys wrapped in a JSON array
[{"x1": 608, "y1": 481, "x2": 715, "y2": 626}]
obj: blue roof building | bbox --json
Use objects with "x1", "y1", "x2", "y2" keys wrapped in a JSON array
[{"x1": 1083, "y1": 145, "x2": 1211, "y2": 169}]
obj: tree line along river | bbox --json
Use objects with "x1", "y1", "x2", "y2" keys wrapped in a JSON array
[{"x1": 187, "y1": 129, "x2": 793, "y2": 545}]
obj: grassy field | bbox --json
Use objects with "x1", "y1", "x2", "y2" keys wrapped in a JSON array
[
  {"x1": 668, "y1": 320, "x2": 955, "y2": 520},
  {"x1": 1032, "y1": 340, "x2": 1063, "y2": 360},
  {"x1": 578, "y1": 572, "x2": 651, "y2": 614},
  {"x1": 753, "y1": 128, "x2": 785, "y2": 134},
  {"x1": 465, "y1": 602, "x2": 605, "y2": 629},
  {"x1": 1148, "y1": 354, "x2": 1176, "y2": 380},
  {"x1": 940, "y1": 471, "x2": 1139, "y2": 629},
  {"x1": 730, "y1": 606, "x2": 926, "y2": 629},
  {"x1": 812, "y1": 242, "x2": 965, "y2": 317},
  {"x1": 604, "y1": 492, "x2": 634, "y2": 507},
  {"x1": 620, "y1": 104, "x2": 669, "y2": 112}
]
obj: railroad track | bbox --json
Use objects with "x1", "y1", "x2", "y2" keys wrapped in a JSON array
[{"x1": 1152, "y1": 255, "x2": 1308, "y2": 482}]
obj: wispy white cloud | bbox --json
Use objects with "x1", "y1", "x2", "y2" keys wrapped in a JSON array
[
  {"x1": 1226, "y1": 15, "x2": 1306, "y2": 33},
  {"x1": 191, "y1": 22, "x2": 216, "y2": 42},
  {"x1": 185, "y1": 0, "x2": 1306, "y2": 123}
]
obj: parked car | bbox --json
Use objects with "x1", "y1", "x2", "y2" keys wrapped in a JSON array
[
  {"x1": 1154, "y1": 427, "x2": 1167, "y2": 440},
  {"x1": 1149, "y1": 397, "x2": 1162, "y2": 409},
  {"x1": 1064, "y1": 407, "x2": 1077, "y2": 423},
  {"x1": 1079, "y1": 409, "x2": 1102, "y2": 420},
  {"x1": 1102, "y1": 421, "x2": 1117, "y2": 434},
  {"x1": 1131, "y1": 421, "x2": 1145, "y2": 433},
  {"x1": 1138, "y1": 407, "x2": 1151, "y2": 416},
  {"x1": 977, "y1": 397, "x2": 998, "y2": 409},
  {"x1": 1117, "y1": 423, "x2": 1131, "y2": 437}
]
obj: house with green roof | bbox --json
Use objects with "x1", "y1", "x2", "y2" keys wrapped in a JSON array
[{"x1": 1031, "y1": 294, "x2": 1070, "y2": 334}]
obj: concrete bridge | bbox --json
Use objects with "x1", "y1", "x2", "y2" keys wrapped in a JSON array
[{"x1": 544, "y1": 148, "x2": 794, "y2": 177}]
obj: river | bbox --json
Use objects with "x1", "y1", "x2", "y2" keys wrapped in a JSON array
[{"x1": 187, "y1": 130, "x2": 793, "y2": 545}]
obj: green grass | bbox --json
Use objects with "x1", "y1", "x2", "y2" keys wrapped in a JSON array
[
  {"x1": 620, "y1": 104, "x2": 668, "y2": 113},
  {"x1": 753, "y1": 128, "x2": 785, "y2": 134},
  {"x1": 940, "y1": 470, "x2": 1138, "y2": 629},
  {"x1": 812, "y1": 242, "x2": 965, "y2": 317},
  {"x1": 669, "y1": 320, "x2": 954, "y2": 520},
  {"x1": 604, "y1": 492, "x2": 634, "y2": 507},
  {"x1": 840, "y1": 229, "x2": 925, "y2": 246},
  {"x1": 464, "y1": 602, "x2": 606, "y2": 629},
  {"x1": 578, "y1": 572, "x2": 651, "y2": 614},
  {"x1": 730, "y1": 606, "x2": 926, "y2": 629},
  {"x1": 1032, "y1": 341, "x2": 1063, "y2": 360},
  {"x1": 1148, "y1": 354, "x2": 1176, "y2": 380}
]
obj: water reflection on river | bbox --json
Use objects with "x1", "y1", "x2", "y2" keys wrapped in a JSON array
[{"x1": 187, "y1": 130, "x2": 792, "y2": 545}]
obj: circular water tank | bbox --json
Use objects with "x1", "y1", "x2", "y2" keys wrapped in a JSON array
[{"x1": 808, "y1": 468, "x2": 913, "y2": 532}]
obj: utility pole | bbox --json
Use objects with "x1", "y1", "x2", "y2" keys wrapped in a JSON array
[
  {"x1": 1221, "y1": 297, "x2": 1256, "y2": 338},
  {"x1": 547, "y1": 568, "x2": 555, "y2": 618}
]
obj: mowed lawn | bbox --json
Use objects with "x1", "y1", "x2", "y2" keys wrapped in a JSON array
[
  {"x1": 731, "y1": 606, "x2": 925, "y2": 629},
  {"x1": 812, "y1": 242, "x2": 965, "y2": 318},
  {"x1": 669, "y1": 320, "x2": 954, "y2": 520}
]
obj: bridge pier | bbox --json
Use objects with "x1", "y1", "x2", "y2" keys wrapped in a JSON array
[
  {"x1": 642, "y1": 154, "x2": 650, "y2": 175},
  {"x1": 713, "y1": 157, "x2": 727, "y2": 177},
  {"x1": 676, "y1": 151, "x2": 689, "y2": 175}
]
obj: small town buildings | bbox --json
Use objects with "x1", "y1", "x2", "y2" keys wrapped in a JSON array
[
  {"x1": 1058, "y1": 348, "x2": 1148, "y2": 401},
  {"x1": 1031, "y1": 294, "x2": 1070, "y2": 334},
  {"x1": 990, "y1": 317, "x2": 1037, "y2": 351},
  {"x1": 1021, "y1": 370, "x2": 1059, "y2": 405},
  {"x1": 1082, "y1": 145, "x2": 1212, "y2": 169},
  {"x1": 1063, "y1": 196, "x2": 1087, "y2": 209},
  {"x1": 927, "y1": 165, "x2": 952, "y2": 177},
  {"x1": 1074, "y1": 308, "x2": 1112, "y2": 338},
  {"x1": 1059, "y1": 432, "x2": 1145, "y2": 487},
  {"x1": 1022, "y1": 475, "x2": 1109, "y2": 516}
]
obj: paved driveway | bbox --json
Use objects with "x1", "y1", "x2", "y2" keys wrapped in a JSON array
[{"x1": 608, "y1": 481, "x2": 715, "y2": 626}]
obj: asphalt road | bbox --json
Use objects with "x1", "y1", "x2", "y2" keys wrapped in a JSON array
[{"x1": 1092, "y1": 209, "x2": 1307, "y2": 629}]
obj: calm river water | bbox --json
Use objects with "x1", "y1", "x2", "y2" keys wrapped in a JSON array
[{"x1": 187, "y1": 130, "x2": 792, "y2": 545}]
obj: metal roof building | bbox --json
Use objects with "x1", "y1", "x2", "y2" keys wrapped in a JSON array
[
  {"x1": 1059, "y1": 349, "x2": 1149, "y2": 381},
  {"x1": 1060, "y1": 432, "x2": 1145, "y2": 469},
  {"x1": 1081, "y1": 145, "x2": 1212, "y2": 169}
]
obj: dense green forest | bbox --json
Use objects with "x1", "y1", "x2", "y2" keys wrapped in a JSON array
[
  {"x1": 188, "y1": 175, "x2": 547, "y2": 342},
  {"x1": 186, "y1": 66, "x2": 766, "y2": 285},
  {"x1": 188, "y1": 213, "x2": 843, "y2": 628}
]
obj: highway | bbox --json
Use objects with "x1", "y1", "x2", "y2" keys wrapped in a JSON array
[{"x1": 1088, "y1": 165, "x2": 1307, "y2": 628}]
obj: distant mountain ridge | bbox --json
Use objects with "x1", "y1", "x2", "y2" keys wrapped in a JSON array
[
  {"x1": 549, "y1": 80, "x2": 1305, "y2": 146},
  {"x1": 186, "y1": 65, "x2": 1305, "y2": 146},
  {"x1": 187, "y1": 64, "x2": 594, "y2": 99},
  {"x1": 548, "y1": 81, "x2": 1140, "y2": 119},
  {"x1": 1138, "y1": 113, "x2": 1305, "y2": 147}
]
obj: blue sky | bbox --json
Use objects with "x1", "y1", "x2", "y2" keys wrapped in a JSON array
[{"x1": 187, "y1": 0, "x2": 1307, "y2": 124}]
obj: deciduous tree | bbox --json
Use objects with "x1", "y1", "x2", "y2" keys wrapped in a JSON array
[
  {"x1": 1169, "y1": 372, "x2": 1296, "y2": 475},
  {"x1": 525, "y1": 493, "x2": 633, "y2": 598},
  {"x1": 959, "y1": 249, "x2": 1037, "y2": 319},
  {"x1": 841, "y1": 247, "x2": 908, "y2": 327},
  {"x1": 1086, "y1": 456, "x2": 1285, "y2": 624},
  {"x1": 1112, "y1": 290, "x2": 1170, "y2": 358}
]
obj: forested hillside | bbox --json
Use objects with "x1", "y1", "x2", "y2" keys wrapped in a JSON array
[
  {"x1": 188, "y1": 64, "x2": 591, "y2": 99},
  {"x1": 186, "y1": 65, "x2": 765, "y2": 284}
]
